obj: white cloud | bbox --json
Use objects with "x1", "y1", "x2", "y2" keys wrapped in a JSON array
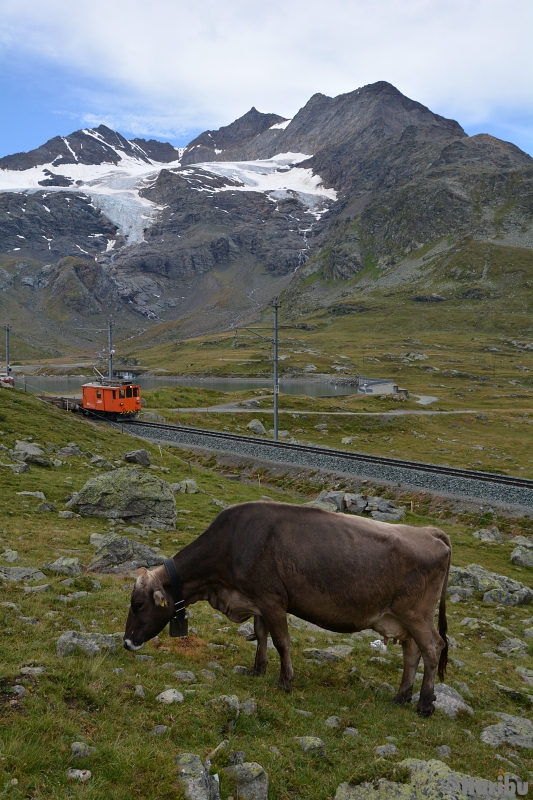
[{"x1": 0, "y1": 0, "x2": 531, "y2": 141}]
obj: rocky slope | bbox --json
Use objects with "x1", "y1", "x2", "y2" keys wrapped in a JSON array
[{"x1": 0, "y1": 82, "x2": 532, "y2": 353}]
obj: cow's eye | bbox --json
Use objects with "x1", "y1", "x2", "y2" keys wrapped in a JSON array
[{"x1": 132, "y1": 602, "x2": 143, "y2": 612}]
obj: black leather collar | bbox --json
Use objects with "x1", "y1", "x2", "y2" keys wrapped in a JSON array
[{"x1": 163, "y1": 557, "x2": 188, "y2": 637}]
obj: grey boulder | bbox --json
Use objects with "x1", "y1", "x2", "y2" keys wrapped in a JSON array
[
  {"x1": 123, "y1": 449, "x2": 151, "y2": 466},
  {"x1": 176, "y1": 753, "x2": 220, "y2": 800},
  {"x1": 247, "y1": 419, "x2": 266, "y2": 435},
  {"x1": 449, "y1": 563, "x2": 532, "y2": 604},
  {"x1": 481, "y1": 713, "x2": 533, "y2": 748},
  {"x1": 0, "y1": 566, "x2": 46, "y2": 583},
  {"x1": 56, "y1": 631, "x2": 116, "y2": 657},
  {"x1": 66, "y1": 466, "x2": 176, "y2": 529},
  {"x1": 472, "y1": 526, "x2": 504, "y2": 543},
  {"x1": 171, "y1": 479, "x2": 201, "y2": 494},
  {"x1": 223, "y1": 763, "x2": 268, "y2": 800},
  {"x1": 41, "y1": 557, "x2": 81, "y2": 577},
  {"x1": 87, "y1": 532, "x2": 165, "y2": 573},
  {"x1": 511, "y1": 547, "x2": 533, "y2": 567}
]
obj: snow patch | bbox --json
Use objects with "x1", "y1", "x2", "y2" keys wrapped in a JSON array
[{"x1": 269, "y1": 119, "x2": 291, "y2": 130}]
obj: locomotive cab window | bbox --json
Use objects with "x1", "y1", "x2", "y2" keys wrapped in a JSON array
[
  {"x1": 96, "y1": 390, "x2": 102, "y2": 399},
  {"x1": 119, "y1": 389, "x2": 125, "y2": 399},
  {"x1": 126, "y1": 386, "x2": 132, "y2": 398},
  {"x1": 133, "y1": 387, "x2": 139, "y2": 397},
  {"x1": 112, "y1": 390, "x2": 116, "y2": 399}
]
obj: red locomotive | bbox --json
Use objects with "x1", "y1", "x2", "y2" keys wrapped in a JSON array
[{"x1": 81, "y1": 381, "x2": 141, "y2": 419}]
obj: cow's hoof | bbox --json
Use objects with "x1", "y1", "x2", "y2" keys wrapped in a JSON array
[
  {"x1": 277, "y1": 679, "x2": 292, "y2": 693},
  {"x1": 416, "y1": 703, "x2": 435, "y2": 718},
  {"x1": 251, "y1": 661, "x2": 267, "y2": 676},
  {"x1": 393, "y1": 690, "x2": 412, "y2": 705}
]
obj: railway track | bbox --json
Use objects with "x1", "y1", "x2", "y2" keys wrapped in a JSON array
[{"x1": 111, "y1": 418, "x2": 533, "y2": 507}]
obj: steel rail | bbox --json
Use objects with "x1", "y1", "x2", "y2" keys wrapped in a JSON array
[{"x1": 110, "y1": 419, "x2": 533, "y2": 507}]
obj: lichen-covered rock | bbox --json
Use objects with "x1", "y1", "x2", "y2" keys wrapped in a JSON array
[
  {"x1": 1, "y1": 547, "x2": 18, "y2": 563},
  {"x1": 12, "y1": 440, "x2": 44, "y2": 461},
  {"x1": 90, "y1": 455, "x2": 114, "y2": 469},
  {"x1": 174, "y1": 670, "x2": 196, "y2": 683},
  {"x1": 210, "y1": 695, "x2": 240, "y2": 718},
  {"x1": 36, "y1": 502, "x2": 57, "y2": 512},
  {"x1": 56, "y1": 630, "x2": 116, "y2": 657},
  {"x1": 0, "y1": 566, "x2": 46, "y2": 583},
  {"x1": 66, "y1": 466, "x2": 176, "y2": 529},
  {"x1": 223, "y1": 762, "x2": 268, "y2": 800},
  {"x1": 171, "y1": 479, "x2": 201, "y2": 494},
  {"x1": 41, "y1": 557, "x2": 81, "y2": 576},
  {"x1": 295, "y1": 736, "x2": 326, "y2": 755},
  {"x1": 496, "y1": 638, "x2": 528, "y2": 657},
  {"x1": 472, "y1": 526, "x2": 504, "y2": 543},
  {"x1": 480, "y1": 713, "x2": 533, "y2": 748},
  {"x1": 241, "y1": 698, "x2": 258, "y2": 716},
  {"x1": 175, "y1": 753, "x2": 220, "y2": 800},
  {"x1": 411, "y1": 684, "x2": 473, "y2": 719},
  {"x1": 86, "y1": 532, "x2": 165, "y2": 573},
  {"x1": 449, "y1": 563, "x2": 532, "y2": 604}
]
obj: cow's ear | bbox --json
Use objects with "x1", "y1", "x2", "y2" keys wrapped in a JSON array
[
  {"x1": 136, "y1": 567, "x2": 149, "y2": 587},
  {"x1": 153, "y1": 590, "x2": 167, "y2": 607}
]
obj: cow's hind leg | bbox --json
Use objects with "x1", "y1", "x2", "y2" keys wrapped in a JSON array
[
  {"x1": 251, "y1": 615, "x2": 269, "y2": 676},
  {"x1": 393, "y1": 637, "x2": 421, "y2": 706},
  {"x1": 260, "y1": 609, "x2": 293, "y2": 691},
  {"x1": 410, "y1": 625, "x2": 445, "y2": 717}
]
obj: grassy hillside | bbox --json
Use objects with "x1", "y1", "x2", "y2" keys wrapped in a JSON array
[{"x1": 0, "y1": 389, "x2": 533, "y2": 798}]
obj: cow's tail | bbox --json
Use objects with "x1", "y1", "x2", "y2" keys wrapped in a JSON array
[{"x1": 437, "y1": 544, "x2": 451, "y2": 682}]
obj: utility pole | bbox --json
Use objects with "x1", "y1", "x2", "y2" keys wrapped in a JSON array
[
  {"x1": 272, "y1": 298, "x2": 280, "y2": 441},
  {"x1": 4, "y1": 325, "x2": 10, "y2": 376},
  {"x1": 108, "y1": 318, "x2": 114, "y2": 380}
]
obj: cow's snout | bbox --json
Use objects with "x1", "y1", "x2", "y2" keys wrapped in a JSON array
[{"x1": 124, "y1": 638, "x2": 144, "y2": 652}]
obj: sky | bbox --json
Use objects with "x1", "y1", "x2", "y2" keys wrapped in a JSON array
[{"x1": 0, "y1": 0, "x2": 531, "y2": 158}]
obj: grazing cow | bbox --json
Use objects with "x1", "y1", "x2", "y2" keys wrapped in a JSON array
[{"x1": 124, "y1": 501, "x2": 451, "y2": 716}]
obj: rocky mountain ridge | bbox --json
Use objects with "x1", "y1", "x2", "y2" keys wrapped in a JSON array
[{"x1": 0, "y1": 81, "x2": 532, "y2": 354}]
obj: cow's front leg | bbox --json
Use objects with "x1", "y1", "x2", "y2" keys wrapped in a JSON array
[
  {"x1": 393, "y1": 637, "x2": 421, "y2": 705},
  {"x1": 251, "y1": 615, "x2": 268, "y2": 676},
  {"x1": 261, "y1": 610, "x2": 293, "y2": 692}
]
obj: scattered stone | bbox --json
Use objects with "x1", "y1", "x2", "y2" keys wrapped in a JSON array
[
  {"x1": 171, "y1": 479, "x2": 201, "y2": 494},
  {"x1": 211, "y1": 694, "x2": 240, "y2": 718},
  {"x1": 473, "y1": 526, "x2": 504, "y2": 543},
  {"x1": 16, "y1": 490, "x2": 46, "y2": 501},
  {"x1": 36, "y1": 502, "x2": 57, "y2": 512},
  {"x1": 1, "y1": 547, "x2": 18, "y2": 563},
  {"x1": 294, "y1": 709, "x2": 313, "y2": 717},
  {"x1": 302, "y1": 645, "x2": 353, "y2": 662},
  {"x1": 57, "y1": 444, "x2": 81, "y2": 457},
  {"x1": 516, "y1": 667, "x2": 533, "y2": 686},
  {"x1": 71, "y1": 742, "x2": 96, "y2": 758},
  {"x1": 156, "y1": 689, "x2": 184, "y2": 704},
  {"x1": 511, "y1": 547, "x2": 533, "y2": 568},
  {"x1": 174, "y1": 670, "x2": 196, "y2": 683},
  {"x1": 435, "y1": 745, "x2": 451, "y2": 759},
  {"x1": 0, "y1": 566, "x2": 46, "y2": 583},
  {"x1": 20, "y1": 666, "x2": 45, "y2": 676},
  {"x1": 123, "y1": 449, "x2": 151, "y2": 466},
  {"x1": 247, "y1": 419, "x2": 266, "y2": 435},
  {"x1": 223, "y1": 762, "x2": 269, "y2": 800},
  {"x1": 317, "y1": 490, "x2": 346, "y2": 511},
  {"x1": 412, "y1": 684, "x2": 473, "y2": 718},
  {"x1": 493, "y1": 681, "x2": 526, "y2": 701},
  {"x1": 87, "y1": 532, "x2": 165, "y2": 573},
  {"x1": 233, "y1": 665, "x2": 250, "y2": 675},
  {"x1": 206, "y1": 662, "x2": 223, "y2": 671},
  {"x1": 295, "y1": 737, "x2": 326, "y2": 755},
  {"x1": 481, "y1": 714, "x2": 533, "y2": 748},
  {"x1": 67, "y1": 466, "x2": 176, "y2": 529},
  {"x1": 12, "y1": 440, "x2": 44, "y2": 461},
  {"x1": 23, "y1": 583, "x2": 52, "y2": 594},
  {"x1": 56, "y1": 631, "x2": 116, "y2": 657},
  {"x1": 238, "y1": 622, "x2": 255, "y2": 639},
  {"x1": 210, "y1": 498, "x2": 228, "y2": 508},
  {"x1": 241, "y1": 698, "x2": 257, "y2": 716},
  {"x1": 375, "y1": 744, "x2": 398, "y2": 756},
  {"x1": 13, "y1": 685, "x2": 25, "y2": 696},
  {"x1": 67, "y1": 769, "x2": 91, "y2": 783},
  {"x1": 200, "y1": 669, "x2": 217, "y2": 682},
  {"x1": 497, "y1": 638, "x2": 528, "y2": 657},
  {"x1": 135, "y1": 654, "x2": 153, "y2": 662},
  {"x1": 41, "y1": 557, "x2": 81, "y2": 577},
  {"x1": 140, "y1": 412, "x2": 166, "y2": 422},
  {"x1": 341, "y1": 437, "x2": 353, "y2": 445},
  {"x1": 90, "y1": 456, "x2": 114, "y2": 470},
  {"x1": 343, "y1": 727, "x2": 359, "y2": 737},
  {"x1": 152, "y1": 725, "x2": 168, "y2": 736},
  {"x1": 450, "y1": 563, "x2": 533, "y2": 605},
  {"x1": 134, "y1": 685, "x2": 146, "y2": 698},
  {"x1": 58, "y1": 510, "x2": 81, "y2": 519},
  {"x1": 176, "y1": 753, "x2": 218, "y2": 800},
  {"x1": 325, "y1": 716, "x2": 342, "y2": 728}
]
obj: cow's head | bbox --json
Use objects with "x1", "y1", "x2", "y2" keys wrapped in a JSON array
[{"x1": 123, "y1": 567, "x2": 173, "y2": 651}]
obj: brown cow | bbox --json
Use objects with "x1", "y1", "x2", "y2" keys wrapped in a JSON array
[{"x1": 124, "y1": 501, "x2": 451, "y2": 716}]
